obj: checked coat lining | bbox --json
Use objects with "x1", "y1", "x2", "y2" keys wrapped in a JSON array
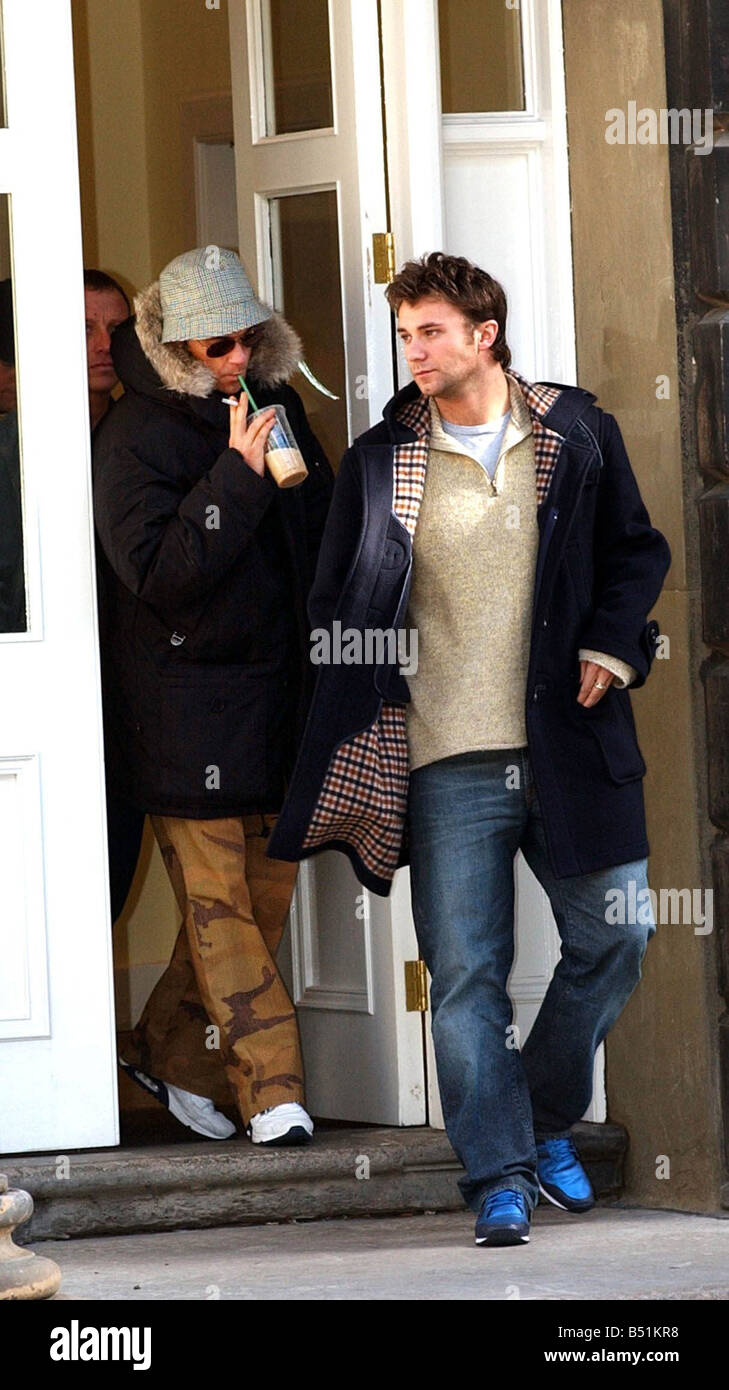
[{"x1": 300, "y1": 373, "x2": 564, "y2": 885}]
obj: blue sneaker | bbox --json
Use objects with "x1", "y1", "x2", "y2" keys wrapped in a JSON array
[
  {"x1": 537, "y1": 1135, "x2": 596, "y2": 1212},
  {"x1": 475, "y1": 1188, "x2": 531, "y2": 1246}
]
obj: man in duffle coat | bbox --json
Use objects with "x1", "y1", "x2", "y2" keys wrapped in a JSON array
[{"x1": 267, "y1": 252, "x2": 671, "y2": 1244}]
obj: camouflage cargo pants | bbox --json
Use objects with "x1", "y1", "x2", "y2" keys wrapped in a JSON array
[{"x1": 124, "y1": 813, "x2": 305, "y2": 1124}]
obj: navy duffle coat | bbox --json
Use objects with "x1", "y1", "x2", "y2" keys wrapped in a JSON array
[{"x1": 267, "y1": 372, "x2": 671, "y2": 895}]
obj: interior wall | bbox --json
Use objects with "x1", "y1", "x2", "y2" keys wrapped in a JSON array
[
  {"x1": 71, "y1": 0, "x2": 233, "y2": 1016},
  {"x1": 562, "y1": 0, "x2": 723, "y2": 1209},
  {"x1": 71, "y1": 0, "x2": 153, "y2": 298},
  {"x1": 72, "y1": 0, "x2": 232, "y2": 289},
  {"x1": 137, "y1": 0, "x2": 232, "y2": 273}
]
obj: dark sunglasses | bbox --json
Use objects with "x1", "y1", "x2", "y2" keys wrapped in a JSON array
[{"x1": 204, "y1": 324, "x2": 266, "y2": 358}]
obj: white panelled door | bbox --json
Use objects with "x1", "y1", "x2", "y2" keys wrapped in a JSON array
[
  {"x1": 228, "y1": 0, "x2": 426, "y2": 1123},
  {"x1": 0, "y1": 1, "x2": 117, "y2": 1153}
]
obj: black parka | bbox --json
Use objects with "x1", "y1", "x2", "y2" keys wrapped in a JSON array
[{"x1": 93, "y1": 286, "x2": 333, "y2": 817}]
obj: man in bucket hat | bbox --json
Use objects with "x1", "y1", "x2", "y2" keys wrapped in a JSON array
[{"x1": 93, "y1": 247, "x2": 333, "y2": 1145}]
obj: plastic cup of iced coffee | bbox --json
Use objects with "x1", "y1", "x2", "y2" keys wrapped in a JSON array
[{"x1": 250, "y1": 404, "x2": 308, "y2": 489}]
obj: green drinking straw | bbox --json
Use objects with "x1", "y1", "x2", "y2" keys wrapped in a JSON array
[{"x1": 238, "y1": 374, "x2": 259, "y2": 411}]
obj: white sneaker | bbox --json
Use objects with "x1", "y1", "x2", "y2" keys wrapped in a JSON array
[
  {"x1": 247, "y1": 1102, "x2": 314, "y2": 1146},
  {"x1": 118, "y1": 1057, "x2": 236, "y2": 1140},
  {"x1": 165, "y1": 1083, "x2": 237, "y2": 1140}
]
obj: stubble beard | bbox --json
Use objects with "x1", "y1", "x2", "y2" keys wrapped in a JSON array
[{"x1": 431, "y1": 361, "x2": 479, "y2": 405}]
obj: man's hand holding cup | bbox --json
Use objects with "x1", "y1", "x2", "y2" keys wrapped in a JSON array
[{"x1": 227, "y1": 393, "x2": 276, "y2": 477}]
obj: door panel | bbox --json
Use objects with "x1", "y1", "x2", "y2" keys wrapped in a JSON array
[{"x1": 0, "y1": 756, "x2": 48, "y2": 1039}]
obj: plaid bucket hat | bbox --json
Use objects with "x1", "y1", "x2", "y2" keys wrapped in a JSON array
[{"x1": 159, "y1": 247, "x2": 272, "y2": 343}]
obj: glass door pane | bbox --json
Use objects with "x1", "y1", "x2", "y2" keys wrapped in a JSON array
[
  {"x1": 438, "y1": 0, "x2": 525, "y2": 113},
  {"x1": 268, "y1": 188, "x2": 347, "y2": 466},
  {"x1": 261, "y1": 0, "x2": 334, "y2": 136}
]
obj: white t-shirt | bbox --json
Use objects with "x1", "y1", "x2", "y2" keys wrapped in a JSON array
[{"x1": 439, "y1": 409, "x2": 512, "y2": 480}]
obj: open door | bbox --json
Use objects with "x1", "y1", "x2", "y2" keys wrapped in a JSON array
[
  {"x1": 0, "y1": 0, "x2": 117, "y2": 1153},
  {"x1": 379, "y1": 0, "x2": 604, "y2": 1127},
  {"x1": 228, "y1": 0, "x2": 426, "y2": 1124}
]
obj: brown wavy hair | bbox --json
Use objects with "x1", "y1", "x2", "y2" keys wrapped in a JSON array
[{"x1": 385, "y1": 252, "x2": 511, "y2": 369}]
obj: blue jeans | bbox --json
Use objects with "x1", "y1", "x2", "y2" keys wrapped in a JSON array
[{"x1": 407, "y1": 747, "x2": 655, "y2": 1214}]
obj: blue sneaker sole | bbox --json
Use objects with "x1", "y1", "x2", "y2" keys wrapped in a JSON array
[
  {"x1": 538, "y1": 1178, "x2": 595, "y2": 1213},
  {"x1": 475, "y1": 1226, "x2": 530, "y2": 1247}
]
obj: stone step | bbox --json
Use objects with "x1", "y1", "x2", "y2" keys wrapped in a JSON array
[{"x1": 5, "y1": 1120, "x2": 627, "y2": 1243}]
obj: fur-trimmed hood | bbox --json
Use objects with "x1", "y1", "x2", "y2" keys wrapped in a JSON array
[{"x1": 111, "y1": 279, "x2": 302, "y2": 402}]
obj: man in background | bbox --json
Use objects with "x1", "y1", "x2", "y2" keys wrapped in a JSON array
[
  {"x1": 85, "y1": 269, "x2": 130, "y2": 428},
  {"x1": 83, "y1": 269, "x2": 150, "y2": 930},
  {"x1": 0, "y1": 270, "x2": 131, "y2": 633}
]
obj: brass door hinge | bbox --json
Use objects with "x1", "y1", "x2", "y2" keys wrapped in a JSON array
[
  {"x1": 404, "y1": 958, "x2": 428, "y2": 1012},
  {"x1": 373, "y1": 231, "x2": 396, "y2": 284}
]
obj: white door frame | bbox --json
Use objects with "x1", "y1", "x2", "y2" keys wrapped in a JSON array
[
  {"x1": 0, "y1": 0, "x2": 118, "y2": 1153},
  {"x1": 380, "y1": 0, "x2": 445, "y2": 265},
  {"x1": 381, "y1": 0, "x2": 604, "y2": 1127}
]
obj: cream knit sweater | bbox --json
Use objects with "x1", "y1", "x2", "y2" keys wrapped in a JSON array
[
  {"x1": 405, "y1": 382, "x2": 539, "y2": 770},
  {"x1": 404, "y1": 380, "x2": 635, "y2": 772}
]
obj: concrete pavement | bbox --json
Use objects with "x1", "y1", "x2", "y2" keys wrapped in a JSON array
[{"x1": 41, "y1": 1204, "x2": 729, "y2": 1300}]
